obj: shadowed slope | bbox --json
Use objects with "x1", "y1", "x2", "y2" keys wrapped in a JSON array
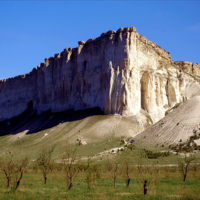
[
  {"x1": 0, "y1": 107, "x2": 152, "y2": 159},
  {"x1": 0, "y1": 107, "x2": 104, "y2": 136}
]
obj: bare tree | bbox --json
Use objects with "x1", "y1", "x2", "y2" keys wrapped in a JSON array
[
  {"x1": 122, "y1": 150, "x2": 132, "y2": 187},
  {"x1": 0, "y1": 154, "x2": 29, "y2": 191},
  {"x1": 85, "y1": 157, "x2": 101, "y2": 193},
  {"x1": 62, "y1": 143, "x2": 80, "y2": 190},
  {"x1": 36, "y1": 145, "x2": 55, "y2": 184},
  {"x1": 12, "y1": 156, "x2": 29, "y2": 191},
  {"x1": 85, "y1": 157, "x2": 93, "y2": 193},
  {"x1": 177, "y1": 153, "x2": 195, "y2": 182},
  {"x1": 136, "y1": 149, "x2": 157, "y2": 195},
  {"x1": 91, "y1": 163, "x2": 101, "y2": 188},
  {"x1": 105, "y1": 154, "x2": 121, "y2": 189},
  {"x1": 0, "y1": 154, "x2": 15, "y2": 188}
]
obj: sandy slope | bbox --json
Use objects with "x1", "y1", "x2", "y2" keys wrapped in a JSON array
[
  {"x1": 133, "y1": 95, "x2": 200, "y2": 147},
  {"x1": 183, "y1": 81, "x2": 200, "y2": 99}
]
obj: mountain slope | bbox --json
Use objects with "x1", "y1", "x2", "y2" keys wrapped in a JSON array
[
  {"x1": 133, "y1": 95, "x2": 200, "y2": 148},
  {"x1": 0, "y1": 107, "x2": 152, "y2": 159}
]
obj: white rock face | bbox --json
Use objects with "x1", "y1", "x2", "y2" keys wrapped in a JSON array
[{"x1": 0, "y1": 27, "x2": 199, "y2": 123}]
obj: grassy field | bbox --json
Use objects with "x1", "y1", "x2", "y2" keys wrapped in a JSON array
[{"x1": 0, "y1": 165, "x2": 200, "y2": 200}]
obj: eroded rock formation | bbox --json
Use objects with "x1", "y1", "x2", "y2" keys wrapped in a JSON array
[{"x1": 0, "y1": 27, "x2": 199, "y2": 123}]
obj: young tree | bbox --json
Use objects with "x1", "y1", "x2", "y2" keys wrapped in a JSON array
[
  {"x1": 0, "y1": 154, "x2": 15, "y2": 188},
  {"x1": 0, "y1": 154, "x2": 29, "y2": 191},
  {"x1": 177, "y1": 153, "x2": 195, "y2": 182},
  {"x1": 36, "y1": 145, "x2": 55, "y2": 184},
  {"x1": 135, "y1": 149, "x2": 157, "y2": 195},
  {"x1": 105, "y1": 154, "x2": 121, "y2": 189},
  {"x1": 122, "y1": 150, "x2": 132, "y2": 187},
  {"x1": 91, "y1": 163, "x2": 101, "y2": 188},
  {"x1": 62, "y1": 143, "x2": 80, "y2": 190},
  {"x1": 12, "y1": 156, "x2": 29, "y2": 191},
  {"x1": 85, "y1": 157, "x2": 101, "y2": 193},
  {"x1": 85, "y1": 157, "x2": 93, "y2": 193}
]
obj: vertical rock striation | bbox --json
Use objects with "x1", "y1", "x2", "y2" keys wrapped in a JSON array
[{"x1": 0, "y1": 27, "x2": 199, "y2": 123}]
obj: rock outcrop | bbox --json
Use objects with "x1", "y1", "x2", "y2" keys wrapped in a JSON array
[
  {"x1": 0, "y1": 27, "x2": 199, "y2": 123},
  {"x1": 174, "y1": 61, "x2": 200, "y2": 76}
]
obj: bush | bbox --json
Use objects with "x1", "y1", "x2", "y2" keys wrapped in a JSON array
[{"x1": 142, "y1": 149, "x2": 170, "y2": 159}]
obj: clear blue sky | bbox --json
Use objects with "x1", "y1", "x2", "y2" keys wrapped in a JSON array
[{"x1": 0, "y1": 1, "x2": 200, "y2": 80}]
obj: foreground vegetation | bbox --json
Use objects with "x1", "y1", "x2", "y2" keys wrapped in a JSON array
[
  {"x1": 0, "y1": 165, "x2": 199, "y2": 200},
  {"x1": 0, "y1": 144, "x2": 200, "y2": 200}
]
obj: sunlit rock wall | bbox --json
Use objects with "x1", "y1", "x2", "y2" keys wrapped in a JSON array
[{"x1": 0, "y1": 27, "x2": 199, "y2": 123}]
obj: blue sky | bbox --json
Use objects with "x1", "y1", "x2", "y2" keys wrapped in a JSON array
[{"x1": 0, "y1": 1, "x2": 200, "y2": 80}]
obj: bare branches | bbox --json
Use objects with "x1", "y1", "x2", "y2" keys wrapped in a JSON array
[
  {"x1": 105, "y1": 154, "x2": 121, "y2": 189},
  {"x1": 0, "y1": 154, "x2": 29, "y2": 191},
  {"x1": 0, "y1": 154, "x2": 15, "y2": 188},
  {"x1": 122, "y1": 150, "x2": 133, "y2": 187},
  {"x1": 36, "y1": 145, "x2": 55, "y2": 184},
  {"x1": 177, "y1": 154, "x2": 195, "y2": 182},
  {"x1": 85, "y1": 157, "x2": 101, "y2": 193},
  {"x1": 62, "y1": 143, "x2": 80, "y2": 190},
  {"x1": 12, "y1": 156, "x2": 29, "y2": 191},
  {"x1": 135, "y1": 149, "x2": 157, "y2": 195}
]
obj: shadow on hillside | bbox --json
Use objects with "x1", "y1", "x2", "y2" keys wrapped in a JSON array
[{"x1": 0, "y1": 107, "x2": 104, "y2": 136}]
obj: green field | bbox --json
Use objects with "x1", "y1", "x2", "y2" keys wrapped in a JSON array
[
  {"x1": 0, "y1": 163, "x2": 200, "y2": 200},
  {"x1": 0, "y1": 145, "x2": 200, "y2": 200}
]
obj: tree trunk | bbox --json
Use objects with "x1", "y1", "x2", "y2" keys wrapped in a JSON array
[
  {"x1": 144, "y1": 180, "x2": 148, "y2": 195},
  {"x1": 114, "y1": 176, "x2": 116, "y2": 189},
  {"x1": 15, "y1": 169, "x2": 26, "y2": 190},
  {"x1": 183, "y1": 174, "x2": 186, "y2": 182},
  {"x1": 44, "y1": 176, "x2": 47, "y2": 184},
  {"x1": 68, "y1": 177, "x2": 73, "y2": 190},
  {"x1": 183, "y1": 166, "x2": 188, "y2": 182},
  {"x1": 15, "y1": 180, "x2": 21, "y2": 191},
  {"x1": 7, "y1": 178, "x2": 10, "y2": 188},
  {"x1": 127, "y1": 177, "x2": 131, "y2": 187},
  {"x1": 4, "y1": 171, "x2": 10, "y2": 188}
]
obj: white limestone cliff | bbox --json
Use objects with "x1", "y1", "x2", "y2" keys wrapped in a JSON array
[{"x1": 0, "y1": 27, "x2": 199, "y2": 123}]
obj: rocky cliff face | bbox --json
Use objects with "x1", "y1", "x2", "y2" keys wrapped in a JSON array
[{"x1": 0, "y1": 27, "x2": 199, "y2": 123}]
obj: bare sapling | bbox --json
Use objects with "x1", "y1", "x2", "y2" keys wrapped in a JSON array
[
  {"x1": 105, "y1": 154, "x2": 121, "y2": 189},
  {"x1": 122, "y1": 150, "x2": 132, "y2": 187},
  {"x1": 177, "y1": 153, "x2": 195, "y2": 182},
  {"x1": 136, "y1": 149, "x2": 157, "y2": 195},
  {"x1": 92, "y1": 163, "x2": 101, "y2": 188},
  {"x1": 36, "y1": 145, "x2": 55, "y2": 184},
  {"x1": 12, "y1": 156, "x2": 29, "y2": 191},
  {"x1": 85, "y1": 157, "x2": 101, "y2": 193},
  {"x1": 0, "y1": 153, "x2": 29, "y2": 191},
  {"x1": 85, "y1": 157, "x2": 93, "y2": 193},
  {"x1": 62, "y1": 143, "x2": 80, "y2": 190},
  {"x1": 0, "y1": 154, "x2": 15, "y2": 188}
]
